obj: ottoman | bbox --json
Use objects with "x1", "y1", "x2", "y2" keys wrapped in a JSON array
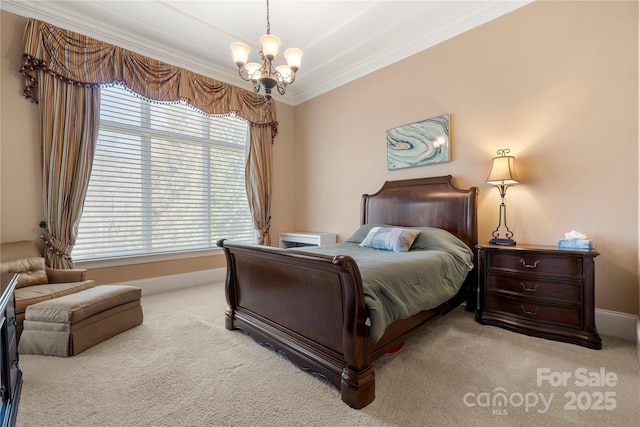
[{"x1": 18, "y1": 285, "x2": 143, "y2": 356}]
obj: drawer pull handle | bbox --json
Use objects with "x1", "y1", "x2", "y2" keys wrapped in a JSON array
[
  {"x1": 519, "y1": 259, "x2": 540, "y2": 269},
  {"x1": 521, "y1": 305, "x2": 539, "y2": 316},
  {"x1": 520, "y1": 282, "x2": 540, "y2": 292}
]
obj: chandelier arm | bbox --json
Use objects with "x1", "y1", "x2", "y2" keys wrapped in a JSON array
[
  {"x1": 237, "y1": 66, "x2": 251, "y2": 82},
  {"x1": 280, "y1": 71, "x2": 296, "y2": 86}
]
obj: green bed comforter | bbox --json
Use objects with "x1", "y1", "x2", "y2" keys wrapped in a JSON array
[{"x1": 298, "y1": 225, "x2": 474, "y2": 342}]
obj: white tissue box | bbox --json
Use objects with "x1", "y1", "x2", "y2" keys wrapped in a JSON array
[{"x1": 558, "y1": 239, "x2": 592, "y2": 250}]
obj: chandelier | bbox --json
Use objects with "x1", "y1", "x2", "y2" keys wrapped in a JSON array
[{"x1": 230, "y1": 0, "x2": 303, "y2": 99}]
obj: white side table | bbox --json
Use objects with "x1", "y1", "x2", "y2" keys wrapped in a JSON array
[{"x1": 279, "y1": 231, "x2": 337, "y2": 248}]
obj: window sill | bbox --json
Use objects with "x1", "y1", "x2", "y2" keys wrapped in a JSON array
[{"x1": 74, "y1": 247, "x2": 223, "y2": 269}]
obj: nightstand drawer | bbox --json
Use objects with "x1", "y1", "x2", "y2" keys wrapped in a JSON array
[
  {"x1": 487, "y1": 295, "x2": 582, "y2": 329},
  {"x1": 489, "y1": 252, "x2": 582, "y2": 279},
  {"x1": 488, "y1": 275, "x2": 582, "y2": 304}
]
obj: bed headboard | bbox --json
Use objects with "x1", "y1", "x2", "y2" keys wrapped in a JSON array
[{"x1": 361, "y1": 175, "x2": 478, "y2": 251}]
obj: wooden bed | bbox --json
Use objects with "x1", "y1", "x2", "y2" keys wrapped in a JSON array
[{"x1": 217, "y1": 175, "x2": 478, "y2": 408}]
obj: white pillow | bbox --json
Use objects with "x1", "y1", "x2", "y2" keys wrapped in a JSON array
[{"x1": 359, "y1": 227, "x2": 420, "y2": 252}]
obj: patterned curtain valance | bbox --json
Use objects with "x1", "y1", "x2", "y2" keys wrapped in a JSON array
[{"x1": 20, "y1": 18, "x2": 277, "y2": 132}]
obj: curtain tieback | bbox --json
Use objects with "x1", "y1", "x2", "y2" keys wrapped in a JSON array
[
  {"x1": 259, "y1": 216, "x2": 272, "y2": 242},
  {"x1": 41, "y1": 231, "x2": 73, "y2": 260}
]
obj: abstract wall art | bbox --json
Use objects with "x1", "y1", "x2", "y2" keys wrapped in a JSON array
[{"x1": 386, "y1": 114, "x2": 450, "y2": 169}]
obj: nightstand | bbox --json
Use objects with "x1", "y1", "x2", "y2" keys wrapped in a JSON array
[
  {"x1": 279, "y1": 231, "x2": 337, "y2": 248},
  {"x1": 475, "y1": 243, "x2": 601, "y2": 349}
]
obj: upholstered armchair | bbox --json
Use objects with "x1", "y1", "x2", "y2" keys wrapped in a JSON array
[{"x1": 0, "y1": 240, "x2": 95, "y2": 338}]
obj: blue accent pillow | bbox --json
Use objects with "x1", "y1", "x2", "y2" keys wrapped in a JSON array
[
  {"x1": 358, "y1": 227, "x2": 421, "y2": 252},
  {"x1": 346, "y1": 223, "x2": 389, "y2": 243}
]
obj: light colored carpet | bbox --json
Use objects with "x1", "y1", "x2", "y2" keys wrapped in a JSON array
[{"x1": 16, "y1": 283, "x2": 639, "y2": 426}]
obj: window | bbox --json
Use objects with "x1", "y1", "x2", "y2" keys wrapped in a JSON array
[{"x1": 74, "y1": 85, "x2": 255, "y2": 260}]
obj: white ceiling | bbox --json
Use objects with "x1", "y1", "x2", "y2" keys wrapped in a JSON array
[{"x1": 2, "y1": 1, "x2": 532, "y2": 105}]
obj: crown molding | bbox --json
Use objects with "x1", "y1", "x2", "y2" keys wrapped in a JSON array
[
  {"x1": 2, "y1": 0, "x2": 530, "y2": 106},
  {"x1": 291, "y1": 1, "x2": 532, "y2": 105},
  {"x1": 1, "y1": 0, "x2": 298, "y2": 105}
]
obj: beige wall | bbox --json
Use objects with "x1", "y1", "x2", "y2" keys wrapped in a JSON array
[
  {"x1": 295, "y1": 1, "x2": 639, "y2": 315},
  {"x1": 2, "y1": 2, "x2": 639, "y2": 316},
  {"x1": 0, "y1": 11, "x2": 297, "y2": 285},
  {"x1": 1, "y1": 11, "x2": 41, "y2": 243}
]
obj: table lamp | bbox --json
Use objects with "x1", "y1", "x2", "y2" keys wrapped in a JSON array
[{"x1": 486, "y1": 148, "x2": 519, "y2": 245}]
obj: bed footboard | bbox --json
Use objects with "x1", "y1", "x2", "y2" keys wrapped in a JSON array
[{"x1": 217, "y1": 239, "x2": 376, "y2": 409}]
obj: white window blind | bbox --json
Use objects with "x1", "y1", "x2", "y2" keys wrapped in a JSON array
[{"x1": 74, "y1": 85, "x2": 255, "y2": 260}]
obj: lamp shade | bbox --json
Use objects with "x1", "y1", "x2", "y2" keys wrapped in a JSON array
[
  {"x1": 260, "y1": 34, "x2": 281, "y2": 59},
  {"x1": 230, "y1": 42, "x2": 250, "y2": 66},
  {"x1": 486, "y1": 155, "x2": 519, "y2": 185},
  {"x1": 284, "y1": 48, "x2": 303, "y2": 70}
]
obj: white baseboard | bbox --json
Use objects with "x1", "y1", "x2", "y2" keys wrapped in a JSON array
[
  {"x1": 113, "y1": 268, "x2": 226, "y2": 296},
  {"x1": 595, "y1": 308, "x2": 638, "y2": 341},
  {"x1": 113, "y1": 269, "x2": 638, "y2": 343}
]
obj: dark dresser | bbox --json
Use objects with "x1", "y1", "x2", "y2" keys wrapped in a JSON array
[
  {"x1": 0, "y1": 274, "x2": 22, "y2": 426},
  {"x1": 475, "y1": 244, "x2": 601, "y2": 349}
]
